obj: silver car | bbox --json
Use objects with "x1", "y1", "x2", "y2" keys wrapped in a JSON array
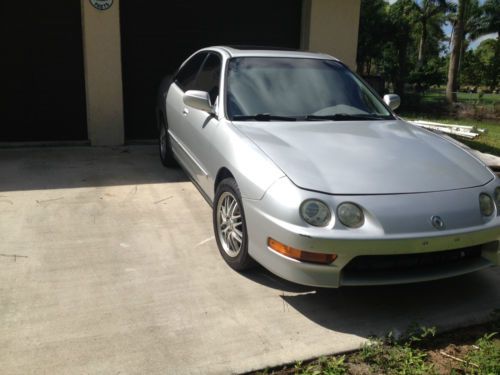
[{"x1": 157, "y1": 46, "x2": 500, "y2": 288}]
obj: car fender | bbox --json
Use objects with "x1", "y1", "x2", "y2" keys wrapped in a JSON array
[{"x1": 209, "y1": 119, "x2": 285, "y2": 201}]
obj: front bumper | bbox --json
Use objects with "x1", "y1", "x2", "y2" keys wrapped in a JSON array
[{"x1": 243, "y1": 197, "x2": 500, "y2": 288}]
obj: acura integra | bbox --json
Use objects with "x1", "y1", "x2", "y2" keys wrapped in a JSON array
[{"x1": 156, "y1": 46, "x2": 500, "y2": 287}]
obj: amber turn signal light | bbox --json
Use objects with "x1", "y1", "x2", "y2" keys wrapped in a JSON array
[{"x1": 267, "y1": 238, "x2": 336, "y2": 265}]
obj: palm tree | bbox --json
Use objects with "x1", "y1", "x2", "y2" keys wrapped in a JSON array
[
  {"x1": 446, "y1": 0, "x2": 469, "y2": 103},
  {"x1": 470, "y1": 0, "x2": 500, "y2": 89},
  {"x1": 415, "y1": 0, "x2": 454, "y2": 65},
  {"x1": 447, "y1": 0, "x2": 500, "y2": 102},
  {"x1": 478, "y1": 0, "x2": 500, "y2": 36},
  {"x1": 387, "y1": 0, "x2": 418, "y2": 95},
  {"x1": 458, "y1": 1, "x2": 482, "y2": 85}
]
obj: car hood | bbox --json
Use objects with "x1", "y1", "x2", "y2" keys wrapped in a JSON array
[{"x1": 236, "y1": 119, "x2": 493, "y2": 195}]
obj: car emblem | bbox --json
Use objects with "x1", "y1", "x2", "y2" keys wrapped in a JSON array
[{"x1": 431, "y1": 215, "x2": 445, "y2": 230}]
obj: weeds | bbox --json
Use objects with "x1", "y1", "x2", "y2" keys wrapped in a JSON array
[
  {"x1": 462, "y1": 333, "x2": 500, "y2": 375},
  {"x1": 295, "y1": 356, "x2": 348, "y2": 375},
  {"x1": 355, "y1": 325, "x2": 437, "y2": 375},
  {"x1": 254, "y1": 315, "x2": 500, "y2": 375}
]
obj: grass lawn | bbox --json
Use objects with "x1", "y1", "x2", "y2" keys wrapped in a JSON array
[
  {"x1": 456, "y1": 92, "x2": 500, "y2": 107},
  {"x1": 399, "y1": 113, "x2": 500, "y2": 157},
  {"x1": 397, "y1": 87, "x2": 500, "y2": 156},
  {"x1": 418, "y1": 88, "x2": 500, "y2": 107}
]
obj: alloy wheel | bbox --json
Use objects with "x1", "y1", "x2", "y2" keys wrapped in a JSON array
[{"x1": 216, "y1": 192, "x2": 243, "y2": 257}]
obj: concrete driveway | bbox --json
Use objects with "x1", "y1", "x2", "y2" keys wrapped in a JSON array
[{"x1": 1, "y1": 146, "x2": 499, "y2": 374}]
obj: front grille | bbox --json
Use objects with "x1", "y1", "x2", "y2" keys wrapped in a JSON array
[{"x1": 343, "y1": 244, "x2": 491, "y2": 274}]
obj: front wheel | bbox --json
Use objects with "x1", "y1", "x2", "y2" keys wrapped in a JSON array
[{"x1": 213, "y1": 178, "x2": 254, "y2": 271}]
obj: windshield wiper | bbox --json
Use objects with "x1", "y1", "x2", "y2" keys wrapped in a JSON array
[
  {"x1": 232, "y1": 114, "x2": 297, "y2": 121},
  {"x1": 305, "y1": 113, "x2": 390, "y2": 121}
]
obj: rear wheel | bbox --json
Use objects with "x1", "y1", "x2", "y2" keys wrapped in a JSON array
[
  {"x1": 158, "y1": 115, "x2": 176, "y2": 167},
  {"x1": 213, "y1": 178, "x2": 254, "y2": 271}
]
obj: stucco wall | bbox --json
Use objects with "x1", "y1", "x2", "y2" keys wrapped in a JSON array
[
  {"x1": 80, "y1": 0, "x2": 360, "y2": 145},
  {"x1": 304, "y1": 0, "x2": 361, "y2": 69},
  {"x1": 81, "y1": 0, "x2": 124, "y2": 146}
]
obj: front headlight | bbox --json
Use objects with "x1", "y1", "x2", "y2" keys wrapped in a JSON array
[
  {"x1": 479, "y1": 193, "x2": 494, "y2": 217},
  {"x1": 300, "y1": 199, "x2": 331, "y2": 227},
  {"x1": 337, "y1": 202, "x2": 364, "y2": 228}
]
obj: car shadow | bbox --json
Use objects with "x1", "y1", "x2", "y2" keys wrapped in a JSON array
[
  {"x1": 241, "y1": 265, "x2": 500, "y2": 338},
  {"x1": 0, "y1": 145, "x2": 188, "y2": 192}
]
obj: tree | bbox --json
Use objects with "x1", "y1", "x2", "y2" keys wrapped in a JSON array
[
  {"x1": 411, "y1": 1, "x2": 451, "y2": 91},
  {"x1": 461, "y1": 0, "x2": 482, "y2": 76},
  {"x1": 475, "y1": 0, "x2": 500, "y2": 36},
  {"x1": 476, "y1": 39, "x2": 500, "y2": 89},
  {"x1": 357, "y1": 0, "x2": 454, "y2": 95},
  {"x1": 446, "y1": 0, "x2": 469, "y2": 103},
  {"x1": 461, "y1": 49, "x2": 483, "y2": 85},
  {"x1": 356, "y1": 0, "x2": 389, "y2": 75},
  {"x1": 409, "y1": 56, "x2": 448, "y2": 90},
  {"x1": 472, "y1": 0, "x2": 500, "y2": 90},
  {"x1": 414, "y1": 0, "x2": 454, "y2": 65},
  {"x1": 386, "y1": 0, "x2": 419, "y2": 95},
  {"x1": 447, "y1": 0, "x2": 500, "y2": 101}
]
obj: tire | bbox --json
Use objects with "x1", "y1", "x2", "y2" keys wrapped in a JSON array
[
  {"x1": 158, "y1": 115, "x2": 177, "y2": 167},
  {"x1": 213, "y1": 178, "x2": 254, "y2": 271}
]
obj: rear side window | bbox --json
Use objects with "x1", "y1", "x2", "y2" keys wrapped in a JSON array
[
  {"x1": 174, "y1": 53, "x2": 207, "y2": 91},
  {"x1": 196, "y1": 53, "x2": 222, "y2": 104}
]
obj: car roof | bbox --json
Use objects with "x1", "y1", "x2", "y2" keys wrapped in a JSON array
[{"x1": 207, "y1": 46, "x2": 338, "y2": 61}]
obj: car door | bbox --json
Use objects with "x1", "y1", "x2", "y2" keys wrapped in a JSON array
[
  {"x1": 166, "y1": 52, "x2": 208, "y2": 181},
  {"x1": 181, "y1": 52, "x2": 223, "y2": 196}
]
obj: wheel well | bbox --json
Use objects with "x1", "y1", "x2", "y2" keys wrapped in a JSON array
[
  {"x1": 157, "y1": 110, "x2": 165, "y2": 130},
  {"x1": 214, "y1": 168, "x2": 234, "y2": 193}
]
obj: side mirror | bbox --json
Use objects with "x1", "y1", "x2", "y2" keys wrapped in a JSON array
[
  {"x1": 183, "y1": 90, "x2": 214, "y2": 114},
  {"x1": 383, "y1": 94, "x2": 401, "y2": 111}
]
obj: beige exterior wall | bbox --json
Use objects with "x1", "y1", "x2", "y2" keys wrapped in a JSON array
[
  {"x1": 79, "y1": 0, "x2": 360, "y2": 146},
  {"x1": 81, "y1": 0, "x2": 124, "y2": 146},
  {"x1": 303, "y1": 0, "x2": 361, "y2": 70}
]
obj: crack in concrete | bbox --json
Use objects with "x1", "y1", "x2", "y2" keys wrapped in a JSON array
[{"x1": 0, "y1": 253, "x2": 28, "y2": 262}]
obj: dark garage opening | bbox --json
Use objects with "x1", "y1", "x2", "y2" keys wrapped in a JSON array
[
  {"x1": 0, "y1": 0, "x2": 87, "y2": 142},
  {"x1": 120, "y1": 0, "x2": 303, "y2": 140}
]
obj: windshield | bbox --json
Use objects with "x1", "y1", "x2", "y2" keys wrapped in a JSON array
[{"x1": 226, "y1": 57, "x2": 392, "y2": 121}]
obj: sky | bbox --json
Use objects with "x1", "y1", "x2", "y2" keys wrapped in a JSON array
[{"x1": 384, "y1": 0, "x2": 498, "y2": 50}]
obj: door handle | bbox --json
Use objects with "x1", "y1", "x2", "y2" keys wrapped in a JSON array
[{"x1": 182, "y1": 108, "x2": 189, "y2": 116}]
